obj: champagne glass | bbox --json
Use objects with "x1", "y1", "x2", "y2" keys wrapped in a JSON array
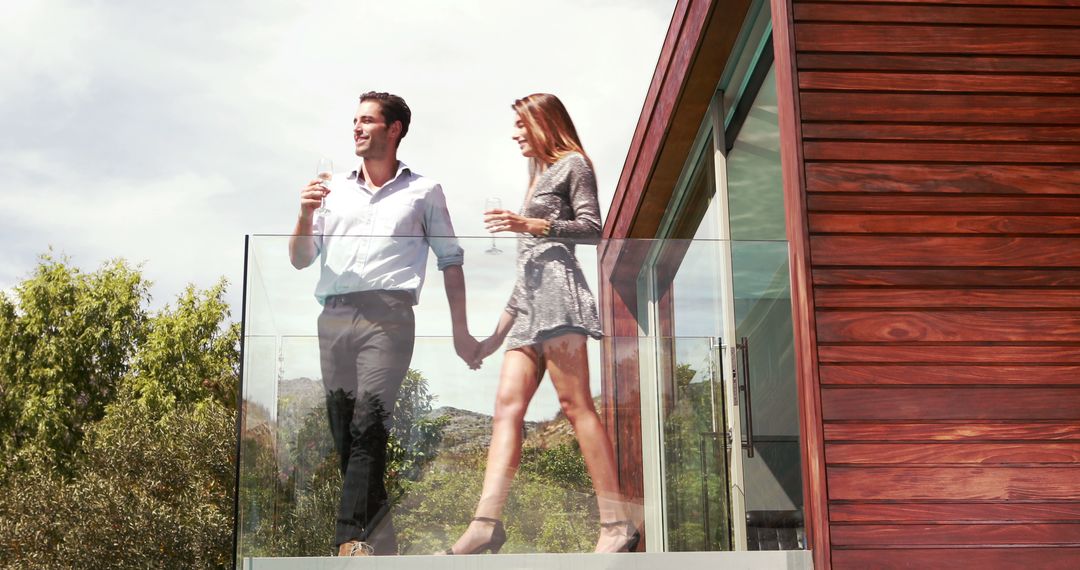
[
  {"x1": 484, "y1": 197, "x2": 502, "y2": 255},
  {"x1": 315, "y1": 158, "x2": 333, "y2": 216}
]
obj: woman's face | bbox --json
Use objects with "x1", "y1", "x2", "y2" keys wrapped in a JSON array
[{"x1": 512, "y1": 114, "x2": 535, "y2": 158}]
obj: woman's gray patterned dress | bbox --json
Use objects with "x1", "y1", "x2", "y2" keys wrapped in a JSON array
[{"x1": 504, "y1": 152, "x2": 604, "y2": 350}]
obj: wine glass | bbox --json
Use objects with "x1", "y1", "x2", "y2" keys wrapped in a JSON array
[
  {"x1": 315, "y1": 158, "x2": 333, "y2": 216},
  {"x1": 484, "y1": 197, "x2": 502, "y2": 255}
]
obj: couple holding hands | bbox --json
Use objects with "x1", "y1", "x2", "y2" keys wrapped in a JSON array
[{"x1": 288, "y1": 91, "x2": 638, "y2": 557}]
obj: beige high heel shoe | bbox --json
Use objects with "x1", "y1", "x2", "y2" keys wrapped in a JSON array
[{"x1": 444, "y1": 516, "x2": 507, "y2": 555}]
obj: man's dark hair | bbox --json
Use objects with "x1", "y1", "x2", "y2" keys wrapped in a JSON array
[{"x1": 359, "y1": 91, "x2": 411, "y2": 143}]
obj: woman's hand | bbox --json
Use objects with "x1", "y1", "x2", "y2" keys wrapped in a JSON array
[
  {"x1": 469, "y1": 309, "x2": 514, "y2": 370},
  {"x1": 484, "y1": 209, "x2": 549, "y2": 236}
]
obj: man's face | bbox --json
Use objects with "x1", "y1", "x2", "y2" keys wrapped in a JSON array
[{"x1": 353, "y1": 100, "x2": 399, "y2": 159}]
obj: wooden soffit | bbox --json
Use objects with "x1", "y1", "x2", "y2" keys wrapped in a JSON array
[{"x1": 604, "y1": 0, "x2": 753, "y2": 240}]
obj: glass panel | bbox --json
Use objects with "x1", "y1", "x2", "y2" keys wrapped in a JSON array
[
  {"x1": 731, "y1": 241, "x2": 803, "y2": 550},
  {"x1": 667, "y1": 141, "x2": 721, "y2": 243},
  {"x1": 727, "y1": 67, "x2": 784, "y2": 242},
  {"x1": 719, "y1": 0, "x2": 773, "y2": 128},
  {"x1": 240, "y1": 235, "x2": 617, "y2": 559},
  {"x1": 237, "y1": 235, "x2": 802, "y2": 562},
  {"x1": 652, "y1": 146, "x2": 731, "y2": 552},
  {"x1": 660, "y1": 337, "x2": 730, "y2": 551},
  {"x1": 726, "y1": 65, "x2": 806, "y2": 551}
]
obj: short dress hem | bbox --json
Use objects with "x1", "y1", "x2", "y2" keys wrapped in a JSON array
[{"x1": 503, "y1": 324, "x2": 604, "y2": 351}]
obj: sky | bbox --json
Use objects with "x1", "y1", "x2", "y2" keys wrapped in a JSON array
[
  {"x1": 0, "y1": 0, "x2": 675, "y2": 307},
  {"x1": 1, "y1": 0, "x2": 677, "y2": 420}
]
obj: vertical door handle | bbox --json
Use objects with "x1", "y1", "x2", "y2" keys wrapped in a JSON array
[
  {"x1": 738, "y1": 336, "x2": 755, "y2": 458},
  {"x1": 699, "y1": 434, "x2": 711, "y2": 550}
]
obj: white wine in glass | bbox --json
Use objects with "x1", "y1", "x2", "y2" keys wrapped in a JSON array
[
  {"x1": 315, "y1": 158, "x2": 333, "y2": 216},
  {"x1": 484, "y1": 197, "x2": 502, "y2": 255}
]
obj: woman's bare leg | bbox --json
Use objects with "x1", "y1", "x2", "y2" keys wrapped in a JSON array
[
  {"x1": 542, "y1": 334, "x2": 632, "y2": 552},
  {"x1": 448, "y1": 348, "x2": 540, "y2": 554}
]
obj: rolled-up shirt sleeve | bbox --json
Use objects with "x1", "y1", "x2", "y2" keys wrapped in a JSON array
[{"x1": 423, "y1": 184, "x2": 464, "y2": 270}]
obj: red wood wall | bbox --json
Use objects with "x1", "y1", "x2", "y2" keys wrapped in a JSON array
[{"x1": 789, "y1": 0, "x2": 1080, "y2": 567}]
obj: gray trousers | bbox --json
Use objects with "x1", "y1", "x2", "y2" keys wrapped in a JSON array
[{"x1": 318, "y1": 290, "x2": 415, "y2": 550}]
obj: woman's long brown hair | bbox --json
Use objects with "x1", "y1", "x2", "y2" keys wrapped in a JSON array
[{"x1": 512, "y1": 93, "x2": 592, "y2": 185}]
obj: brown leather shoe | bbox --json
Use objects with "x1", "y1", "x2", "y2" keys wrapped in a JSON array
[{"x1": 338, "y1": 540, "x2": 374, "y2": 556}]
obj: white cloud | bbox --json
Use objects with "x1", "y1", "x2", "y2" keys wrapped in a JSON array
[
  {"x1": 0, "y1": 1, "x2": 677, "y2": 415},
  {"x1": 1, "y1": 0, "x2": 674, "y2": 302},
  {"x1": 0, "y1": 163, "x2": 244, "y2": 307},
  {"x1": 0, "y1": 0, "x2": 102, "y2": 106}
]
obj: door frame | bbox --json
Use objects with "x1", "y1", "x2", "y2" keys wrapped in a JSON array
[
  {"x1": 638, "y1": 87, "x2": 750, "y2": 551},
  {"x1": 638, "y1": 22, "x2": 782, "y2": 549}
]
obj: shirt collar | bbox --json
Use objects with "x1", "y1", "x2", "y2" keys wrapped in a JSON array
[{"x1": 348, "y1": 161, "x2": 410, "y2": 189}]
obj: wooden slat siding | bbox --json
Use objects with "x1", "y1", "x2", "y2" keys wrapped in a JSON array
[
  {"x1": 795, "y1": 3, "x2": 1080, "y2": 25},
  {"x1": 816, "y1": 289, "x2": 1080, "y2": 308},
  {"x1": 833, "y1": 523, "x2": 1080, "y2": 546},
  {"x1": 833, "y1": 549, "x2": 1080, "y2": 570},
  {"x1": 825, "y1": 422, "x2": 1080, "y2": 441},
  {"x1": 793, "y1": 1, "x2": 1080, "y2": 565},
  {"x1": 805, "y1": 0, "x2": 1080, "y2": 6},
  {"x1": 810, "y1": 214, "x2": 1080, "y2": 235},
  {"x1": 831, "y1": 502, "x2": 1080, "y2": 523},
  {"x1": 796, "y1": 24, "x2": 1080, "y2": 56},
  {"x1": 817, "y1": 311, "x2": 1080, "y2": 342},
  {"x1": 801, "y1": 72, "x2": 1080, "y2": 94},
  {"x1": 821, "y1": 387, "x2": 1080, "y2": 420},
  {"x1": 829, "y1": 466, "x2": 1080, "y2": 500},
  {"x1": 820, "y1": 364, "x2": 1080, "y2": 385},
  {"x1": 812, "y1": 236, "x2": 1080, "y2": 266},
  {"x1": 814, "y1": 268, "x2": 1080, "y2": 287},
  {"x1": 806, "y1": 164, "x2": 1080, "y2": 195},
  {"x1": 810, "y1": 195, "x2": 1080, "y2": 214},
  {"x1": 826, "y1": 443, "x2": 1080, "y2": 464},
  {"x1": 803, "y1": 125, "x2": 1080, "y2": 143},
  {"x1": 799, "y1": 53, "x2": 1080, "y2": 73},
  {"x1": 805, "y1": 141, "x2": 1080, "y2": 163},
  {"x1": 801, "y1": 93, "x2": 1080, "y2": 124},
  {"x1": 819, "y1": 346, "x2": 1080, "y2": 364}
]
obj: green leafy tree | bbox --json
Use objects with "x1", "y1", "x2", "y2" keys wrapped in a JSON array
[
  {"x1": 0, "y1": 254, "x2": 149, "y2": 474},
  {"x1": 0, "y1": 255, "x2": 239, "y2": 568},
  {"x1": 520, "y1": 442, "x2": 591, "y2": 490},
  {"x1": 125, "y1": 280, "x2": 239, "y2": 415},
  {"x1": 386, "y1": 369, "x2": 449, "y2": 498}
]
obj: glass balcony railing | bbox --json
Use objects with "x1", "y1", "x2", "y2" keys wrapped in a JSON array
[{"x1": 237, "y1": 235, "x2": 805, "y2": 563}]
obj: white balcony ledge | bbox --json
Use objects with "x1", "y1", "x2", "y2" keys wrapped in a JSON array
[{"x1": 244, "y1": 550, "x2": 813, "y2": 570}]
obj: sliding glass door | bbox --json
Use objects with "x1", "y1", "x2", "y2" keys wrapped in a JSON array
[{"x1": 638, "y1": 53, "x2": 805, "y2": 553}]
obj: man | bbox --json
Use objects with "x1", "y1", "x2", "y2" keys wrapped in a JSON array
[{"x1": 289, "y1": 91, "x2": 478, "y2": 556}]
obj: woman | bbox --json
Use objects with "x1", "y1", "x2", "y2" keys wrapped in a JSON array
[{"x1": 445, "y1": 93, "x2": 638, "y2": 554}]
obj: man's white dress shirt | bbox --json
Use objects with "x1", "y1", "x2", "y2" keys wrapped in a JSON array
[{"x1": 308, "y1": 161, "x2": 463, "y2": 304}]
